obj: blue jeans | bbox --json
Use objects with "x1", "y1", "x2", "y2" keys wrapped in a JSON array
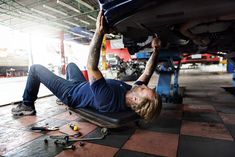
[{"x1": 23, "y1": 63, "x2": 86, "y2": 107}]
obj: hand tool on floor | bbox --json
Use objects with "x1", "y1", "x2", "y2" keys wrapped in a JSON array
[
  {"x1": 68, "y1": 128, "x2": 108, "y2": 142},
  {"x1": 63, "y1": 145, "x2": 76, "y2": 150},
  {"x1": 49, "y1": 128, "x2": 108, "y2": 144},
  {"x1": 69, "y1": 124, "x2": 79, "y2": 131},
  {"x1": 50, "y1": 132, "x2": 82, "y2": 140},
  {"x1": 31, "y1": 126, "x2": 59, "y2": 131}
]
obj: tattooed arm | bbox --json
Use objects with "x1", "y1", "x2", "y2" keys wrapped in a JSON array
[
  {"x1": 87, "y1": 11, "x2": 106, "y2": 84},
  {"x1": 136, "y1": 36, "x2": 161, "y2": 85}
]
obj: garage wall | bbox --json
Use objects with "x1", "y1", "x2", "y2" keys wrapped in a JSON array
[{"x1": 106, "y1": 40, "x2": 131, "y2": 61}]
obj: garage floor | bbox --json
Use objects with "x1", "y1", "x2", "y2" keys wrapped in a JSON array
[{"x1": 0, "y1": 72, "x2": 235, "y2": 157}]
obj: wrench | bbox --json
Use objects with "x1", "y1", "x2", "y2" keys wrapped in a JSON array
[{"x1": 68, "y1": 128, "x2": 108, "y2": 142}]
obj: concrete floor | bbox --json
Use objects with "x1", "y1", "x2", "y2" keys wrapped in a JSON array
[{"x1": 0, "y1": 71, "x2": 235, "y2": 157}]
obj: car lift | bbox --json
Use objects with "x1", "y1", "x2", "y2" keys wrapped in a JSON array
[
  {"x1": 226, "y1": 52, "x2": 235, "y2": 86},
  {"x1": 156, "y1": 50, "x2": 183, "y2": 104}
]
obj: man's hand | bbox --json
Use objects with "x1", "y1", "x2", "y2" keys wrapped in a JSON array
[
  {"x1": 96, "y1": 10, "x2": 107, "y2": 34},
  {"x1": 151, "y1": 35, "x2": 161, "y2": 50},
  {"x1": 136, "y1": 35, "x2": 161, "y2": 85},
  {"x1": 87, "y1": 10, "x2": 107, "y2": 84}
]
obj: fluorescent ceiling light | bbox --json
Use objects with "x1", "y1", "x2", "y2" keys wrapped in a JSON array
[
  {"x1": 74, "y1": 17, "x2": 90, "y2": 25},
  {"x1": 19, "y1": 11, "x2": 45, "y2": 21},
  {"x1": 79, "y1": 19, "x2": 90, "y2": 25},
  {"x1": 43, "y1": 4, "x2": 68, "y2": 16},
  {"x1": 63, "y1": 20, "x2": 80, "y2": 27},
  {"x1": 68, "y1": 31, "x2": 86, "y2": 38},
  {"x1": 53, "y1": 22, "x2": 70, "y2": 29},
  {"x1": 69, "y1": 36, "x2": 83, "y2": 40},
  {"x1": 81, "y1": 30, "x2": 92, "y2": 35},
  {"x1": 57, "y1": 0, "x2": 81, "y2": 13},
  {"x1": 75, "y1": 0, "x2": 94, "y2": 10},
  {"x1": 87, "y1": 15, "x2": 96, "y2": 21},
  {"x1": 31, "y1": 8, "x2": 57, "y2": 19}
]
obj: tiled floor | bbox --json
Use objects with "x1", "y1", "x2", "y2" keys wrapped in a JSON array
[{"x1": 0, "y1": 72, "x2": 235, "y2": 157}]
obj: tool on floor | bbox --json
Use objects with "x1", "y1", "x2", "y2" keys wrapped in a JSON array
[
  {"x1": 49, "y1": 132, "x2": 82, "y2": 141},
  {"x1": 44, "y1": 139, "x2": 48, "y2": 144},
  {"x1": 63, "y1": 145, "x2": 76, "y2": 150},
  {"x1": 54, "y1": 140, "x2": 66, "y2": 145},
  {"x1": 31, "y1": 126, "x2": 59, "y2": 131},
  {"x1": 68, "y1": 128, "x2": 108, "y2": 142},
  {"x1": 72, "y1": 132, "x2": 82, "y2": 138},
  {"x1": 69, "y1": 124, "x2": 79, "y2": 131},
  {"x1": 49, "y1": 128, "x2": 108, "y2": 145},
  {"x1": 79, "y1": 141, "x2": 85, "y2": 147}
]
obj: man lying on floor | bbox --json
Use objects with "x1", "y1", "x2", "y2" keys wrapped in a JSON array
[{"x1": 12, "y1": 11, "x2": 162, "y2": 121}]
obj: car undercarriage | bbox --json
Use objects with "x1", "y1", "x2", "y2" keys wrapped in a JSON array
[{"x1": 100, "y1": 0, "x2": 235, "y2": 55}]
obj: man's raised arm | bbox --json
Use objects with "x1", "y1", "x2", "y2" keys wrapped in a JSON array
[
  {"x1": 136, "y1": 36, "x2": 161, "y2": 85},
  {"x1": 86, "y1": 11, "x2": 106, "y2": 84}
]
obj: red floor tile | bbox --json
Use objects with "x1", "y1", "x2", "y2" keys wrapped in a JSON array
[
  {"x1": 219, "y1": 113, "x2": 235, "y2": 125},
  {"x1": 51, "y1": 111, "x2": 80, "y2": 121},
  {"x1": 123, "y1": 129, "x2": 179, "y2": 157},
  {"x1": 2, "y1": 116, "x2": 43, "y2": 128},
  {"x1": 55, "y1": 142, "x2": 118, "y2": 157},
  {"x1": 183, "y1": 104, "x2": 216, "y2": 113},
  {"x1": 181, "y1": 120, "x2": 233, "y2": 141},
  {"x1": 0, "y1": 127, "x2": 42, "y2": 155},
  {"x1": 59, "y1": 121, "x2": 97, "y2": 137}
]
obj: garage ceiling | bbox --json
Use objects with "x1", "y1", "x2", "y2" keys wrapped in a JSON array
[{"x1": 0, "y1": 0, "x2": 100, "y2": 43}]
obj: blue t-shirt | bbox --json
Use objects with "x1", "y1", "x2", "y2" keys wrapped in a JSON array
[{"x1": 68, "y1": 78, "x2": 132, "y2": 112}]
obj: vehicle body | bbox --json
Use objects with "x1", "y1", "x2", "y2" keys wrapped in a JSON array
[{"x1": 99, "y1": 0, "x2": 235, "y2": 58}]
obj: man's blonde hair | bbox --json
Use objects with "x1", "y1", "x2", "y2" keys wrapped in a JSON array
[{"x1": 130, "y1": 91, "x2": 162, "y2": 121}]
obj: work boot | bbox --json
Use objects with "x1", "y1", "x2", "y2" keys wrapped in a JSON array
[{"x1": 11, "y1": 102, "x2": 36, "y2": 116}]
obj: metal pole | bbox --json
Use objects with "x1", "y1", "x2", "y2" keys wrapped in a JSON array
[{"x1": 60, "y1": 31, "x2": 66, "y2": 75}]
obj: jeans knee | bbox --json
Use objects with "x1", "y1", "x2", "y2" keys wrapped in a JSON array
[
  {"x1": 67, "y1": 62, "x2": 76, "y2": 67},
  {"x1": 66, "y1": 62, "x2": 77, "y2": 70},
  {"x1": 29, "y1": 64, "x2": 42, "y2": 73}
]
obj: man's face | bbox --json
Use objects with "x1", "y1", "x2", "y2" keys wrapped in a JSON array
[{"x1": 132, "y1": 84, "x2": 156, "y2": 100}]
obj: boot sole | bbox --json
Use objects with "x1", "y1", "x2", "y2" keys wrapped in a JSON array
[{"x1": 12, "y1": 110, "x2": 36, "y2": 116}]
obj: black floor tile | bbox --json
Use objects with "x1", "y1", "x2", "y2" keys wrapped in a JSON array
[
  {"x1": 140, "y1": 116, "x2": 181, "y2": 134},
  {"x1": 223, "y1": 87, "x2": 235, "y2": 96},
  {"x1": 162, "y1": 103, "x2": 183, "y2": 110},
  {"x1": 83, "y1": 127, "x2": 136, "y2": 148},
  {"x1": 3, "y1": 135, "x2": 64, "y2": 157},
  {"x1": 226, "y1": 124, "x2": 235, "y2": 140},
  {"x1": 115, "y1": 149, "x2": 163, "y2": 157},
  {"x1": 214, "y1": 105, "x2": 235, "y2": 114},
  {"x1": 178, "y1": 135, "x2": 235, "y2": 157},
  {"x1": 183, "y1": 112, "x2": 222, "y2": 123}
]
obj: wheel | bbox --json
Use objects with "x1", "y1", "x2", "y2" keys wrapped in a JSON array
[{"x1": 101, "y1": 128, "x2": 108, "y2": 135}]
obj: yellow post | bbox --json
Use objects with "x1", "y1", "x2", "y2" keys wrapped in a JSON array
[{"x1": 101, "y1": 36, "x2": 106, "y2": 70}]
